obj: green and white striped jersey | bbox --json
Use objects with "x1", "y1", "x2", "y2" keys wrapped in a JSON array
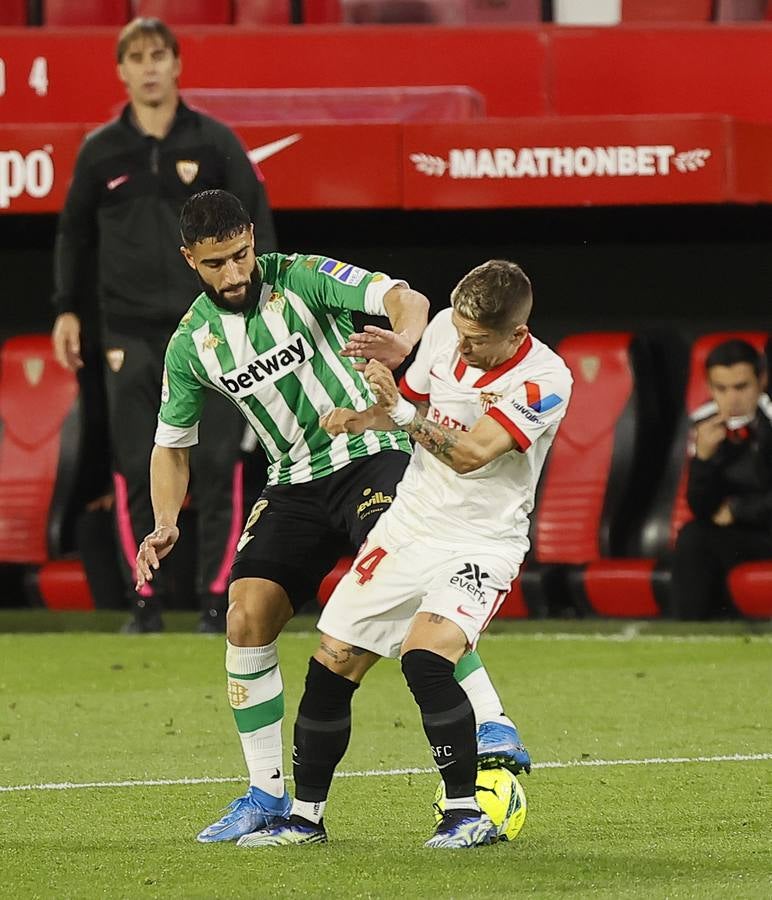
[{"x1": 156, "y1": 253, "x2": 412, "y2": 485}]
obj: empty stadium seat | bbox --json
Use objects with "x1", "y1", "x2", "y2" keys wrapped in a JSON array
[
  {"x1": 520, "y1": 332, "x2": 676, "y2": 617},
  {"x1": 727, "y1": 563, "x2": 772, "y2": 619},
  {"x1": 621, "y1": 0, "x2": 712, "y2": 21},
  {"x1": 44, "y1": 0, "x2": 129, "y2": 26},
  {"x1": 0, "y1": 0, "x2": 27, "y2": 26},
  {"x1": 134, "y1": 0, "x2": 232, "y2": 25},
  {"x1": 317, "y1": 555, "x2": 353, "y2": 605},
  {"x1": 0, "y1": 336, "x2": 80, "y2": 564},
  {"x1": 304, "y1": 0, "x2": 343, "y2": 22},
  {"x1": 38, "y1": 559, "x2": 94, "y2": 612},
  {"x1": 234, "y1": 0, "x2": 291, "y2": 24}
]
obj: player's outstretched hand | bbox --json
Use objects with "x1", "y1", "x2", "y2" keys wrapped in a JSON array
[
  {"x1": 321, "y1": 408, "x2": 368, "y2": 436},
  {"x1": 339, "y1": 325, "x2": 412, "y2": 371},
  {"x1": 365, "y1": 360, "x2": 399, "y2": 412},
  {"x1": 135, "y1": 524, "x2": 180, "y2": 590}
]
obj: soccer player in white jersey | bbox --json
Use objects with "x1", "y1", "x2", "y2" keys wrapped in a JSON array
[
  {"x1": 240, "y1": 260, "x2": 572, "y2": 850},
  {"x1": 134, "y1": 193, "x2": 530, "y2": 844}
]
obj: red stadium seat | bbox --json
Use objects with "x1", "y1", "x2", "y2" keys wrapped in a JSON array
[
  {"x1": 38, "y1": 559, "x2": 95, "y2": 612},
  {"x1": 727, "y1": 563, "x2": 772, "y2": 619},
  {"x1": 621, "y1": 0, "x2": 712, "y2": 21},
  {"x1": 0, "y1": 336, "x2": 79, "y2": 564},
  {"x1": 0, "y1": 0, "x2": 27, "y2": 26},
  {"x1": 520, "y1": 332, "x2": 677, "y2": 617},
  {"x1": 134, "y1": 0, "x2": 232, "y2": 25},
  {"x1": 317, "y1": 555, "x2": 353, "y2": 605},
  {"x1": 234, "y1": 0, "x2": 291, "y2": 24},
  {"x1": 44, "y1": 0, "x2": 129, "y2": 26},
  {"x1": 304, "y1": 0, "x2": 343, "y2": 22}
]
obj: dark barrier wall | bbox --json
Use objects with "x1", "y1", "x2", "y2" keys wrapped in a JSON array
[{"x1": 2, "y1": 204, "x2": 771, "y2": 346}]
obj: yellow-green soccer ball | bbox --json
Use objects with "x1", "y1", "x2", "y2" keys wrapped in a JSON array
[{"x1": 433, "y1": 768, "x2": 527, "y2": 842}]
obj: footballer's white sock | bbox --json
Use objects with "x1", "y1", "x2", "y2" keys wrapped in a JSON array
[
  {"x1": 226, "y1": 640, "x2": 286, "y2": 798},
  {"x1": 291, "y1": 798, "x2": 326, "y2": 825},
  {"x1": 454, "y1": 651, "x2": 511, "y2": 726},
  {"x1": 444, "y1": 796, "x2": 480, "y2": 812}
]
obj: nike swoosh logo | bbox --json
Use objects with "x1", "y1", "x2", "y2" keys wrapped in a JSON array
[
  {"x1": 437, "y1": 761, "x2": 456, "y2": 769},
  {"x1": 107, "y1": 174, "x2": 129, "y2": 191},
  {"x1": 456, "y1": 605, "x2": 477, "y2": 619},
  {"x1": 248, "y1": 133, "x2": 302, "y2": 165}
]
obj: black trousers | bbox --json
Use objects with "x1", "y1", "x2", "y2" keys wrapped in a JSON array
[
  {"x1": 671, "y1": 519, "x2": 772, "y2": 620},
  {"x1": 103, "y1": 329, "x2": 245, "y2": 613}
]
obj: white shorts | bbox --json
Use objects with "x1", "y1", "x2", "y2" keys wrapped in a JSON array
[{"x1": 317, "y1": 517, "x2": 521, "y2": 659}]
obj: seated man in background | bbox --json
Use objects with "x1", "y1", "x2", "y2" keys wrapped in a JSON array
[{"x1": 671, "y1": 339, "x2": 772, "y2": 619}]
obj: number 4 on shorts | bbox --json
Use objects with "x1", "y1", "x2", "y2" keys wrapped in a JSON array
[{"x1": 353, "y1": 547, "x2": 387, "y2": 585}]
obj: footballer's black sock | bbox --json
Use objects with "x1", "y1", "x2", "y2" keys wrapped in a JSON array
[
  {"x1": 401, "y1": 649, "x2": 478, "y2": 801},
  {"x1": 293, "y1": 657, "x2": 359, "y2": 810}
]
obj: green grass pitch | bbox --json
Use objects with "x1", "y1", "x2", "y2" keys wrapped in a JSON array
[{"x1": 1, "y1": 615, "x2": 770, "y2": 899}]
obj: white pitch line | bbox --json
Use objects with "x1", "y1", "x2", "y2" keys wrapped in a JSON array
[{"x1": 1, "y1": 753, "x2": 769, "y2": 795}]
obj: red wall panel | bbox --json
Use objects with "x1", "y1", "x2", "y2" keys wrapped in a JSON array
[{"x1": 551, "y1": 27, "x2": 772, "y2": 122}]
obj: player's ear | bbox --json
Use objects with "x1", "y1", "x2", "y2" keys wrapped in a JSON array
[
  {"x1": 117, "y1": 62, "x2": 127, "y2": 86},
  {"x1": 180, "y1": 246, "x2": 196, "y2": 270},
  {"x1": 250, "y1": 223, "x2": 255, "y2": 248}
]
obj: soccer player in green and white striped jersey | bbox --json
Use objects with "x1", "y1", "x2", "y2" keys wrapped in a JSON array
[{"x1": 135, "y1": 190, "x2": 519, "y2": 845}]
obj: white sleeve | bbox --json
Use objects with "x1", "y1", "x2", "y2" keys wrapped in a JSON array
[
  {"x1": 154, "y1": 419, "x2": 199, "y2": 448},
  {"x1": 486, "y1": 370, "x2": 572, "y2": 451},
  {"x1": 363, "y1": 277, "x2": 409, "y2": 316},
  {"x1": 399, "y1": 309, "x2": 447, "y2": 401}
]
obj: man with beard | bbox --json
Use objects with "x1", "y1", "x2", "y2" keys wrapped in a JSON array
[
  {"x1": 50, "y1": 17, "x2": 274, "y2": 632},
  {"x1": 135, "y1": 189, "x2": 530, "y2": 844}
]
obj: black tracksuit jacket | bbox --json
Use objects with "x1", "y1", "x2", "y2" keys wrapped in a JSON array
[{"x1": 52, "y1": 100, "x2": 276, "y2": 334}]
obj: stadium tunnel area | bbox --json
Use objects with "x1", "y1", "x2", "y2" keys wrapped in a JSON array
[{"x1": 0, "y1": 9, "x2": 771, "y2": 618}]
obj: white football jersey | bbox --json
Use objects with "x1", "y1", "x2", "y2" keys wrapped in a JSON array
[{"x1": 391, "y1": 308, "x2": 573, "y2": 557}]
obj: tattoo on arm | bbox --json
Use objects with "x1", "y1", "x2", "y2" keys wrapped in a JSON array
[
  {"x1": 319, "y1": 640, "x2": 367, "y2": 666},
  {"x1": 405, "y1": 413, "x2": 460, "y2": 462}
]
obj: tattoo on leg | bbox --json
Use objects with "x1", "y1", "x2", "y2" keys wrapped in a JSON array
[
  {"x1": 320, "y1": 640, "x2": 367, "y2": 665},
  {"x1": 427, "y1": 613, "x2": 446, "y2": 624}
]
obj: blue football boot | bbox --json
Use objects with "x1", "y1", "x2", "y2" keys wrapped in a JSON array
[
  {"x1": 477, "y1": 719, "x2": 532, "y2": 774},
  {"x1": 196, "y1": 786, "x2": 291, "y2": 843},
  {"x1": 425, "y1": 809, "x2": 497, "y2": 849},
  {"x1": 236, "y1": 815, "x2": 328, "y2": 848}
]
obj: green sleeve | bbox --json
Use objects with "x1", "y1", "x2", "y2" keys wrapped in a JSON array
[
  {"x1": 282, "y1": 254, "x2": 391, "y2": 314},
  {"x1": 158, "y1": 332, "x2": 205, "y2": 428}
]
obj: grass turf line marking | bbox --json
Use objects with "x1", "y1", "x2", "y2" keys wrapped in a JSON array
[{"x1": 1, "y1": 753, "x2": 769, "y2": 794}]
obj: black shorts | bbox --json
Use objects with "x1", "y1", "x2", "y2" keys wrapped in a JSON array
[{"x1": 229, "y1": 450, "x2": 410, "y2": 610}]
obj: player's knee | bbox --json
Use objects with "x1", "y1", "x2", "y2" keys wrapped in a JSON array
[
  {"x1": 226, "y1": 579, "x2": 291, "y2": 645},
  {"x1": 401, "y1": 648, "x2": 457, "y2": 709}
]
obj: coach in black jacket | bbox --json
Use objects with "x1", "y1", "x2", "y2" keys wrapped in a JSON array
[
  {"x1": 52, "y1": 17, "x2": 276, "y2": 632},
  {"x1": 671, "y1": 340, "x2": 772, "y2": 619}
]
